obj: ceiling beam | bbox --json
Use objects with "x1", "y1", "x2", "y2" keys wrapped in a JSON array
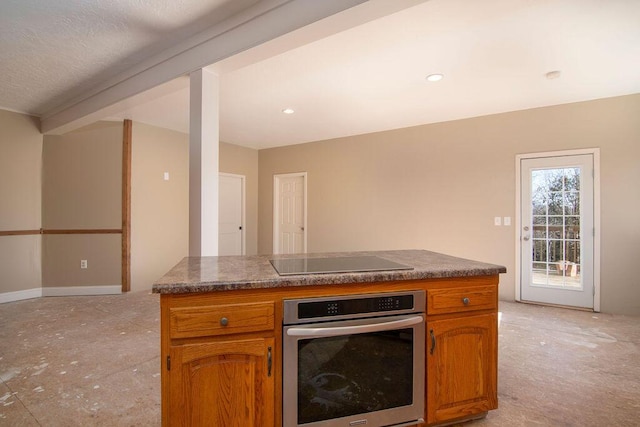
[{"x1": 40, "y1": 0, "x2": 369, "y2": 134}]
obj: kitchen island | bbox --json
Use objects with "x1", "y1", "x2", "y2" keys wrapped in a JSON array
[{"x1": 153, "y1": 250, "x2": 506, "y2": 427}]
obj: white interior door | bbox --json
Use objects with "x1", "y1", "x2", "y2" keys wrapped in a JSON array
[
  {"x1": 519, "y1": 154, "x2": 595, "y2": 309},
  {"x1": 219, "y1": 173, "x2": 244, "y2": 256},
  {"x1": 273, "y1": 173, "x2": 306, "y2": 254}
]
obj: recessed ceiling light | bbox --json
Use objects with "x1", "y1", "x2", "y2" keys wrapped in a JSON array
[
  {"x1": 426, "y1": 73, "x2": 444, "y2": 82},
  {"x1": 545, "y1": 70, "x2": 561, "y2": 80},
  {"x1": 282, "y1": 108, "x2": 295, "y2": 114}
]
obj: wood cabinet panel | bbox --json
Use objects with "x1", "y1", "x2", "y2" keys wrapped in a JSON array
[
  {"x1": 426, "y1": 313, "x2": 497, "y2": 424},
  {"x1": 426, "y1": 285, "x2": 497, "y2": 315},
  {"x1": 168, "y1": 338, "x2": 275, "y2": 427},
  {"x1": 170, "y1": 301, "x2": 275, "y2": 339},
  {"x1": 161, "y1": 276, "x2": 500, "y2": 427}
]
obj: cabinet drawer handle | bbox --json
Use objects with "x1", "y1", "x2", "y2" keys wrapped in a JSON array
[
  {"x1": 429, "y1": 329, "x2": 436, "y2": 355},
  {"x1": 462, "y1": 297, "x2": 470, "y2": 306},
  {"x1": 220, "y1": 317, "x2": 229, "y2": 326}
]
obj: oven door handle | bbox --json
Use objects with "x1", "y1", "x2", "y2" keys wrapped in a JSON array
[{"x1": 286, "y1": 315, "x2": 423, "y2": 338}]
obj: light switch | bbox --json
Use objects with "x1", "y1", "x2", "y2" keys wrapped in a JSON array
[
  {"x1": 503, "y1": 216, "x2": 511, "y2": 226},
  {"x1": 494, "y1": 217, "x2": 502, "y2": 226},
  {"x1": 163, "y1": 172, "x2": 170, "y2": 181}
]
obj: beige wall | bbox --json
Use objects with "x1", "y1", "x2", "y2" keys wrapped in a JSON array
[
  {"x1": 259, "y1": 94, "x2": 640, "y2": 315},
  {"x1": 131, "y1": 122, "x2": 189, "y2": 292},
  {"x1": 1, "y1": 115, "x2": 260, "y2": 295},
  {"x1": 0, "y1": 110, "x2": 43, "y2": 294},
  {"x1": 5, "y1": 93, "x2": 637, "y2": 313},
  {"x1": 130, "y1": 124, "x2": 260, "y2": 291},
  {"x1": 220, "y1": 141, "x2": 259, "y2": 256},
  {"x1": 42, "y1": 234, "x2": 122, "y2": 287},
  {"x1": 42, "y1": 122, "x2": 123, "y2": 288}
]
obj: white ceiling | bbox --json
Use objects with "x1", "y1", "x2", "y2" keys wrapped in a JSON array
[
  {"x1": 0, "y1": 0, "x2": 262, "y2": 114},
  {"x1": 2, "y1": 0, "x2": 640, "y2": 150}
]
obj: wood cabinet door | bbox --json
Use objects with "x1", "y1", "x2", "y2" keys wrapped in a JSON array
[
  {"x1": 426, "y1": 313, "x2": 497, "y2": 424},
  {"x1": 168, "y1": 337, "x2": 275, "y2": 427}
]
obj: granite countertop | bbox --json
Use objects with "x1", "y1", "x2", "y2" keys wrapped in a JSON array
[{"x1": 152, "y1": 250, "x2": 507, "y2": 294}]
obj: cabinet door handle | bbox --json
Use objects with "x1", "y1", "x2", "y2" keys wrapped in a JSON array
[
  {"x1": 267, "y1": 346, "x2": 272, "y2": 377},
  {"x1": 429, "y1": 329, "x2": 436, "y2": 355}
]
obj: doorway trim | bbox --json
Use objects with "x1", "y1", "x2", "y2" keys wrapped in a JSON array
[
  {"x1": 273, "y1": 172, "x2": 307, "y2": 254},
  {"x1": 220, "y1": 172, "x2": 246, "y2": 256},
  {"x1": 515, "y1": 148, "x2": 601, "y2": 311}
]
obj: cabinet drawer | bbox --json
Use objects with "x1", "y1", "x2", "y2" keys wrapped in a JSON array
[
  {"x1": 427, "y1": 285, "x2": 497, "y2": 315},
  {"x1": 170, "y1": 302, "x2": 275, "y2": 339}
]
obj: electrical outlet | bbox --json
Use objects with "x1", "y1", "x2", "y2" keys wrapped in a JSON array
[
  {"x1": 163, "y1": 172, "x2": 170, "y2": 181},
  {"x1": 80, "y1": 260, "x2": 88, "y2": 269},
  {"x1": 503, "y1": 216, "x2": 512, "y2": 226},
  {"x1": 494, "y1": 217, "x2": 502, "y2": 226}
]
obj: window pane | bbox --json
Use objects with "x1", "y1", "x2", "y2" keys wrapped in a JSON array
[
  {"x1": 565, "y1": 241, "x2": 581, "y2": 264},
  {"x1": 564, "y1": 168, "x2": 580, "y2": 191},
  {"x1": 549, "y1": 216, "x2": 563, "y2": 226},
  {"x1": 533, "y1": 216, "x2": 547, "y2": 225},
  {"x1": 548, "y1": 170, "x2": 564, "y2": 191},
  {"x1": 566, "y1": 216, "x2": 580, "y2": 226},
  {"x1": 548, "y1": 240, "x2": 564, "y2": 263},
  {"x1": 532, "y1": 193, "x2": 546, "y2": 215},
  {"x1": 565, "y1": 217, "x2": 580, "y2": 239},
  {"x1": 549, "y1": 227, "x2": 562, "y2": 240},
  {"x1": 548, "y1": 192, "x2": 563, "y2": 215},
  {"x1": 532, "y1": 262, "x2": 547, "y2": 271},
  {"x1": 564, "y1": 192, "x2": 580, "y2": 215},
  {"x1": 533, "y1": 241, "x2": 547, "y2": 262}
]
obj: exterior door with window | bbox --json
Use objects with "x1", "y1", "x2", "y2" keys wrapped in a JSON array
[{"x1": 520, "y1": 154, "x2": 595, "y2": 309}]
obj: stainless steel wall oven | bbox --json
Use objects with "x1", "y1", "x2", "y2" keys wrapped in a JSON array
[{"x1": 283, "y1": 291, "x2": 425, "y2": 427}]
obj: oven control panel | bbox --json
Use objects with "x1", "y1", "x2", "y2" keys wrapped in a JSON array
[{"x1": 286, "y1": 291, "x2": 424, "y2": 323}]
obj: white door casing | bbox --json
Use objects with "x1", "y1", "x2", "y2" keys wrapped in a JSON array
[
  {"x1": 219, "y1": 173, "x2": 245, "y2": 256},
  {"x1": 516, "y1": 149, "x2": 600, "y2": 311},
  {"x1": 273, "y1": 173, "x2": 307, "y2": 254}
]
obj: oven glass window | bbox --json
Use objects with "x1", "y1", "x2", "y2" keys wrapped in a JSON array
[{"x1": 297, "y1": 328, "x2": 413, "y2": 425}]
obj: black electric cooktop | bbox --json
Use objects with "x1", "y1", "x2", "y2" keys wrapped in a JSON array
[{"x1": 269, "y1": 255, "x2": 413, "y2": 276}]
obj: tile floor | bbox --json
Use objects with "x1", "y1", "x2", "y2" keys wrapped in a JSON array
[{"x1": 1, "y1": 292, "x2": 639, "y2": 426}]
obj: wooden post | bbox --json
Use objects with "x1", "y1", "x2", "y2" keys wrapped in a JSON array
[{"x1": 122, "y1": 119, "x2": 132, "y2": 292}]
